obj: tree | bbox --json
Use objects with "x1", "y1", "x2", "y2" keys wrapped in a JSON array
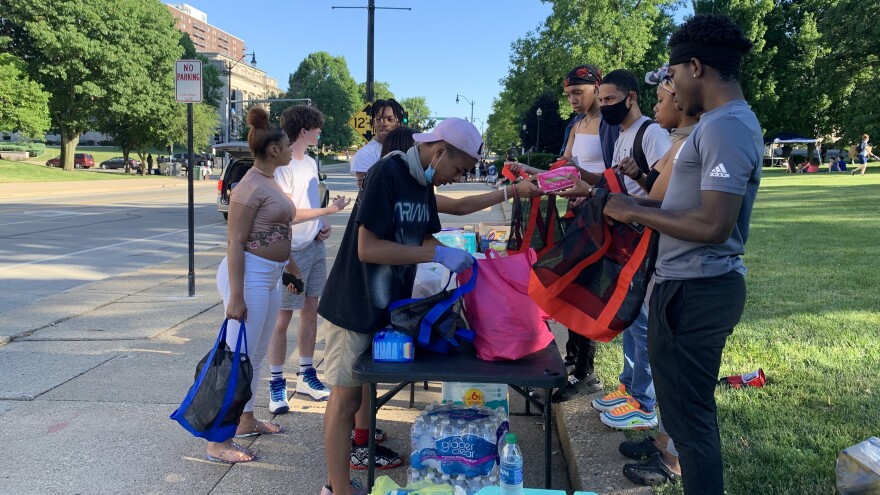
[
  {"x1": 486, "y1": 88, "x2": 522, "y2": 155},
  {"x1": 357, "y1": 81, "x2": 395, "y2": 103},
  {"x1": 693, "y1": 0, "x2": 777, "y2": 133},
  {"x1": 520, "y1": 92, "x2": 566, "y2": 154},
  {"x1": 178, "y1": 32, "x2": 224, "y2": 108},
  {"x1": 487, "y1": 0, "x2": 677, "y2": 154},
  {"x1": 0, "y1": 52, "x2": 50, "y2": 138},
  {"x1": 1, "y1": 0, "x2": 121, "y2": 170},
  {"x1": 277, "y1": 52, "x2": 360, "y2": 150},
  {"x1": 399, "y1": 96, "x2": 435, "y2": 132},
  {"x1": 160, "y1": 103, "x2": 219, "y2": 154},
  {"x1": 818, "y1": 0, "x2": 880, "y2": 144},
  {"x1": 96, "y1": 0, "x2": 186, "y2": 171}
]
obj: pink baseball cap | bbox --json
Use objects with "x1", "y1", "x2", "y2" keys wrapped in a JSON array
[{"x1": 412, "y1": 118, "x2": 483, "y2": 160}]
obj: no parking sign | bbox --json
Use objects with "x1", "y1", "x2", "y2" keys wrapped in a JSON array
[{"x1": 175, "y1": 60, "x2": 202, "y2": 103}]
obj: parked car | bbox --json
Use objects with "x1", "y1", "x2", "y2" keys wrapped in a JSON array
[
  {"x1": 215, "y1": 141, "x2": 329, "y2": 220},
  {"x1": 45, "y1": 153, "x2": 95, "y2": 169},
  {"x1": 99, "y1": 157, "x2": 141, "y2": 170}
]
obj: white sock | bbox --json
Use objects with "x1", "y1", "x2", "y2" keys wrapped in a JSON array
[
  {"x1": 270, "y1": 365, "x2": 284, "y2": 381},
  {"x1": 299, "y1": 357, "x2": 313, "y2": 374}
]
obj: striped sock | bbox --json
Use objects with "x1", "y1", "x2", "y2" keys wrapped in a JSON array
[
  {"x1": 299, "y1": 357, "x2": 314, "y2": 374},
  {"x1": 270, "y1": 365, "x2": 284, "y2": 381}
]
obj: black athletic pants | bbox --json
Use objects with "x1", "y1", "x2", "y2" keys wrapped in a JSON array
[
  {"x1": 648, "y1": 272, "x2": 746, "y2": 495},
  {"x1": 565, "y1": 330, "x2": 596, "y2": 379}
]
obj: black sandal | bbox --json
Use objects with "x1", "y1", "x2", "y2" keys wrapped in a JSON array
[
  {"x1": 619, "y1": 435, "x2": 661, "y2": 460},
  {"x1": 622, "y1": 452, "x2": 678, "y2": 486}
]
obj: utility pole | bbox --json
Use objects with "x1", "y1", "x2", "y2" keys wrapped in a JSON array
[
  {"x1": 332, "y1": 2, "x2": 411, "y2": 103},
  {"x1": 367, "y1": 0, "x2": 374, "y2": 102}
]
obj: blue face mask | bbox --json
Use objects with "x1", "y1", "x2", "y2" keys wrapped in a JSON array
[{"x1": 425, "y1": 150, "x2": 445, "y2": 185}]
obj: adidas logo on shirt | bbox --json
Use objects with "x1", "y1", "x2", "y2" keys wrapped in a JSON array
[{"x1": 709, "y1": 163, "x2": 731, "y2": 178}]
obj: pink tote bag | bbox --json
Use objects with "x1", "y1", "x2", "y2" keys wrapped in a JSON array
[{"x1": 458, "y1": 248, "x2": 554, "y2": 361}]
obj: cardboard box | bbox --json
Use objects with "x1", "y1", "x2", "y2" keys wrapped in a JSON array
[{"x1": 441, "y1": 382, "x2": 509, "y2": 415}]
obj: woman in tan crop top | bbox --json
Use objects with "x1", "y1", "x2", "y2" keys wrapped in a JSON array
[{"x1": 207, "y1": 107, "x2": 303, "y2": 464}]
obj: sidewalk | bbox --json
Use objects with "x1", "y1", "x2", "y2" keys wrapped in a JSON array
[{"x1": 0, "y1": 186, "x2": 648, "y2": 494}]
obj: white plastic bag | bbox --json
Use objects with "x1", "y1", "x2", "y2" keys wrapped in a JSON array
[
  {"x1": 413, "y1": 263, "x2": 455, "y2": 298},
  {"x1": 837, "y1": 437, "x2": 880, "y2": 494}
]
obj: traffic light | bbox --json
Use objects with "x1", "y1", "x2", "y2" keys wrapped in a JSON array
[
  {"x1": 230, "y1": 90, "x2": 239, "y2": 112},
  {"x1": 402, "y1": 112, "x2": 409, "y2": 125}
]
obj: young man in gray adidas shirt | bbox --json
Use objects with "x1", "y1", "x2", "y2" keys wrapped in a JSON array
[{"x1": 603, "y1": 14, "x2": 762, "y2": 495}]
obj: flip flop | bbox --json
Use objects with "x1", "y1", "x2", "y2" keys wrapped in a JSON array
[
  {"x1": 205, "y1": 441, "x2": 256, "y2": 464},
  {"x1": 234, "y1": 420, "x2": 285, "y2": 438}
]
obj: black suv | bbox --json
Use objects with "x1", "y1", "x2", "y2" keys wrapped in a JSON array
[{"x1": 215, "y1": 141, "x2": 330, "y2": 220}]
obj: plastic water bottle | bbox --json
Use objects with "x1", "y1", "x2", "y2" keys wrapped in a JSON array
[
  {"x1": 451, "y1": 474, "x2": 468, "y2": 495},
  {"x1": 488, "y1": 474, "x2": 498, "y2": 490},
  {"x1": 499, "y1": 433, "x2": 524, "y2": 494},
  {"x1": 412, "y1": 416, "x2": 426, "y2": 452},
  {"x1": 441, "y1": 473, "x2": 452, "y2": 486},
  {"x1": 496, "y1": 429, "x2": 508, "y2": 457},
  {"x1": 468, "y1": 475, "x2": 483, "y2": 495}
]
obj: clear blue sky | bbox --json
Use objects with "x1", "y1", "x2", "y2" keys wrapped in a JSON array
[{"x1": 177, "y1": 0, "x2": 691, "y2": 130}]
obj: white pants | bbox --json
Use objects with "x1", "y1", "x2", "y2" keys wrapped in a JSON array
[{"x1": 216, "y1": 252, "x2": 286, "y2": 412}]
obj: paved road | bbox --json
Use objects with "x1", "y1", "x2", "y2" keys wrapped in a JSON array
[
  {"x1": 0, "y1": 170, "x2": 379, "y2": 316},
  {"x1": 0, "y1": 185, "x2": 229, "y2": 314}
]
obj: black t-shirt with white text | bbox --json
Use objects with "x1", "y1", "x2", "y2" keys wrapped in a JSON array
[{"x1": 317, "y1": 155, "x2": 441, "y2": 334}]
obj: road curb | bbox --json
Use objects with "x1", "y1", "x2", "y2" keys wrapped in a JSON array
[{"x1": 554, "y1": 394, "x2": 654, "y2": 495}]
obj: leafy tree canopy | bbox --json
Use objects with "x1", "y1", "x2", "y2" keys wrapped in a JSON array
[{"x1": 0, "y1": 52, "x2": 50, "y2": 138}]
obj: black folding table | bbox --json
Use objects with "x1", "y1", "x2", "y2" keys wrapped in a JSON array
[{"x1": 352, "y1": 342, "x2": 568, "y2": 490}]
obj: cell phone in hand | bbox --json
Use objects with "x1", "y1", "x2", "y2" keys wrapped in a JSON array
[{"x1": 282, "y1": 272, "x2": 304, "y2": 292}]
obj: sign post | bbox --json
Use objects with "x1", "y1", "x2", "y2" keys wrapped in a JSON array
[
  {"x1": 175, "y1": 60, "x2": 202, "y2": 297},
  {"x1": 347, "y1": 102, "x2": 374, "y2": 142}
]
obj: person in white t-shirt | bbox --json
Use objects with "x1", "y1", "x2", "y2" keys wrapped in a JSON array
[
  {"x1": 599, "y1": 69, "x2": 672, "y2": 198},
  {"x1": 268, "y1": 105, "x2": 351, "y2": 412},
  {"x1": 350, "y1": 99, "x2": 406, "y2": 188},
  {"x1": 564, "y1": 69, "x2": 671, "y2": 432}
]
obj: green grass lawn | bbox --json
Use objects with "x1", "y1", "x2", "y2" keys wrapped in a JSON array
[
  {"x1": 592, "y1": 167, "x2": 880, "y2": 495},
  {"x1": 34, "y1": 145, "x2": 154, "y2": 166},
  {"x1": 0, "y1": 159, "x2": 156, "y2": 183}
]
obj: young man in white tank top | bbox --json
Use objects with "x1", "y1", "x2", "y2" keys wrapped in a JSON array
[{"x1": 511, "y1": 64, "x2": 620, "y2": 403}]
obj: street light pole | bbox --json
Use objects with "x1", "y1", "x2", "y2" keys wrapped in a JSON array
[
  {"x1": 225, "y1": 51, "x2": 256, "y2": 143},
  {"x1": 536, "y1": 107, "x2": 543, "y2": 154},
  {"x1": 455, "y1": 94, "x2": 474, "y2": 124}
]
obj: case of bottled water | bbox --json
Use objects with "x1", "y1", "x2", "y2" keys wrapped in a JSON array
[{"x1": 409, "y1": 402, "x2": 509, "y2": 494}]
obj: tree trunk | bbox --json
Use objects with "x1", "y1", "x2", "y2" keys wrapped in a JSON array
[
  {"x1": 59, "y1": 125, "x2": 80, "y2": 172},
  {"x1": 122, "y1": 148, "x2": 131, "y2": 174}
]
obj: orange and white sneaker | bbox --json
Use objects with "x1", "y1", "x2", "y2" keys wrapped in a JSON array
[
  {"x1": 591, "y1": 384, "x2": 631, "y2": 412},
  {"x1": 600, "y1": 398, "x2": 658, "y2": 430}
]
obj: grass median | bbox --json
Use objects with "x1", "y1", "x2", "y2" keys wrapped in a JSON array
[
  {"x1": 591, "y1": 168, "x2": 880, "y2": 494},
  {"x1": 0, "y1": 159, "x2": 156, "y2": 183}
]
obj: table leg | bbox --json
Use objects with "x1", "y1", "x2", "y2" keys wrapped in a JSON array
[
  {"x1": 525, "y1": 388, "x2": 532, "y2": 416},
  {"x1": 368, "y1": 382, "x2": 378, "y2": 491},
  {"x1": 544, "y1": 387, "x2": 552, "y2": 488},
  {"x1": 409, "y1": 381, "x2": 415, "y2": 408}
]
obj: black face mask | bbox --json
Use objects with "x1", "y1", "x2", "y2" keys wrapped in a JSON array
[{"x1": 600, "y1": 97, "x2": 631, "y2": 126}]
